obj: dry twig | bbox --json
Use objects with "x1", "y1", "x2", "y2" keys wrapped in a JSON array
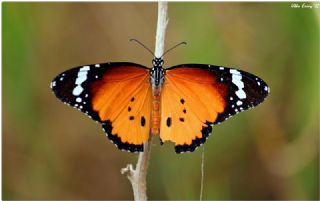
[{"x1": 121, "y1": 2, "x2": 168, "y2": 201}]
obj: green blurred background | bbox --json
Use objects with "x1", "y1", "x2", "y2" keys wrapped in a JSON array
[{"x1": 3, "y1": 2, "x2": 319, "y2": 200}]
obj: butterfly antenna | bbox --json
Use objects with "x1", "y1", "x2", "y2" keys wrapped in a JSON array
[
  {"x1": 161, "y1": 41, "x2": 187, "y2": 58},
  {"x1": 130, "y1": 39, "x2": 156, "y2": 57}
]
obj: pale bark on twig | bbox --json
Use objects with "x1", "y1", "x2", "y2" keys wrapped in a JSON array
[{"x1": 121, "y1": 2, "x2": 168, "y2": 201}]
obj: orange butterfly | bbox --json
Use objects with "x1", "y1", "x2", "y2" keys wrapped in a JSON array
[{"x1": 51, "y1": 44, "x2": 269, "y2": 153}]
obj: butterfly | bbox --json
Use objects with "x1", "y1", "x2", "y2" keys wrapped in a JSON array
[{"x1": 51, "y1": 41, "x2": 269, "y2": 154}]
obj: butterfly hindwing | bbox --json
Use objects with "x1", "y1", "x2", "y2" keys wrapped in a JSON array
[
  {"x1": 161, "y1": 64, "x2": 269, "y2": 153},
  {"x1": 51, "y1": 62, "x2": 151, "y2": 152}
]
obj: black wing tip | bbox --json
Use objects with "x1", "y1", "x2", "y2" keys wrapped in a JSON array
[
  {"x1": 174, "y1": 123, "x2": 212, "y2": 154},
  {"x1": 102, "y1": 121, "x2": 144, "y2": 153},
  {"x1": 50, "y1": 78, "x2": 102, "y2": 123},
  {"x1": 50, "y1": 68, "x2": 78, "y2": 101},
  {"x1": 247, "y1": 78, "x2": 270, "y2": 108}
]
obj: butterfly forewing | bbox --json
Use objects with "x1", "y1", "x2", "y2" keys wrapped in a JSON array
[
  {"x1": 161, "y1": 64, "x2": 269, "y2": 153},
  {"x1": 51, "y1": 62, "x2": 151, "y2": 152}
]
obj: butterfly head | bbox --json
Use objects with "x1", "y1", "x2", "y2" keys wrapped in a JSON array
[
  {"x1": 152, "y1": 57, "x2": 164, "y2": 67},
  {"x1": 151, "y1": 57, "x2": 165, "y2": 87}
]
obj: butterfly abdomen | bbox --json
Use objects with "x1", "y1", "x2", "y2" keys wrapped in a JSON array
[{"x1": 151, "y1": 86, "x2": 161, "y2": 135}]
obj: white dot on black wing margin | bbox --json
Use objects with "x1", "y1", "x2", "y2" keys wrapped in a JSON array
[
  {"x1": 50, "y1": 81, "x2": 56, "y2": 89},
  {"x1": 76, "y1": 97, "x2": 82, "y2": 103}
]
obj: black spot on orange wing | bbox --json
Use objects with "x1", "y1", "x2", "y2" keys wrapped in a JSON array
[
  {"x1": 141, "y1": 116, "x2": 146, "y2": 127},
  {"x1": 183, "y1": 109, "x2": 186, "y2": 114},
  {"x1": 180, "y1": 99, "x2": 185, "y2": 104},
  {"x1": 129, "y1": 116, "x2": 134, "y2": 120},
  {"x1": 128, "y1": 106, "x2": 131, "y2": 112},
  {"x1": 179, "y1": 117, "x2": 185, "y2": 122},
  {"x1": 166, "y1": 117, "x2": 172, "y2": 127}
]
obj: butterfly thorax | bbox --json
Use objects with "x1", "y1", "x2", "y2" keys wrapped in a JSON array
[
  {"x1": 150, "y1": 58, "x2": 165, "y2": 87},
  {"x1": 150, "y1": 58, "x2": 165, "y2": 135}
]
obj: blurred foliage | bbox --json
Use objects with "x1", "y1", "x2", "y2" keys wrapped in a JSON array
[{"x1": 2, "y1": 2, "x2": 319, "y2": 200}]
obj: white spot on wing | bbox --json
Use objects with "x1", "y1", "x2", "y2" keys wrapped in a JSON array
[
  {"x1": 230, "y1": 69, "x2": 246, "y2": 99},
  {"x1": 230, "y1": 69, "x2": 240, "y2": 74},
  {"x1": 80, "y1": 66, "x2": 90, "y2": 71},
  {"x1": 236, "y1": 100, "x2": 243, "y2": 106},
  {"x1": 76, "y1": 97, "x2": 82, "y2": 103},
  {"x1": 75, "y1": 76, "x2": 87, "y2": 85},
  {"x1": 232, "y1": 76, "x2": 244, "y2": 88},
  {"x1": 72, "y1": 66, "x2": 90, "y2": 96},
  {"x1": 77, "y1": 71, "x2": 88, "y2": 77},
  {"x1": 236, "y1": 90, "x2": 246, "y2": 99},
  {"x1": 73, "y1": 85, "x2": 83, "y2": 96},
  {"x1": 50, "y1": 81, "x2": 56, "y2": 88},
  {"x1": 95, "y1": 64, "x2": 100, "y2": 68}
]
